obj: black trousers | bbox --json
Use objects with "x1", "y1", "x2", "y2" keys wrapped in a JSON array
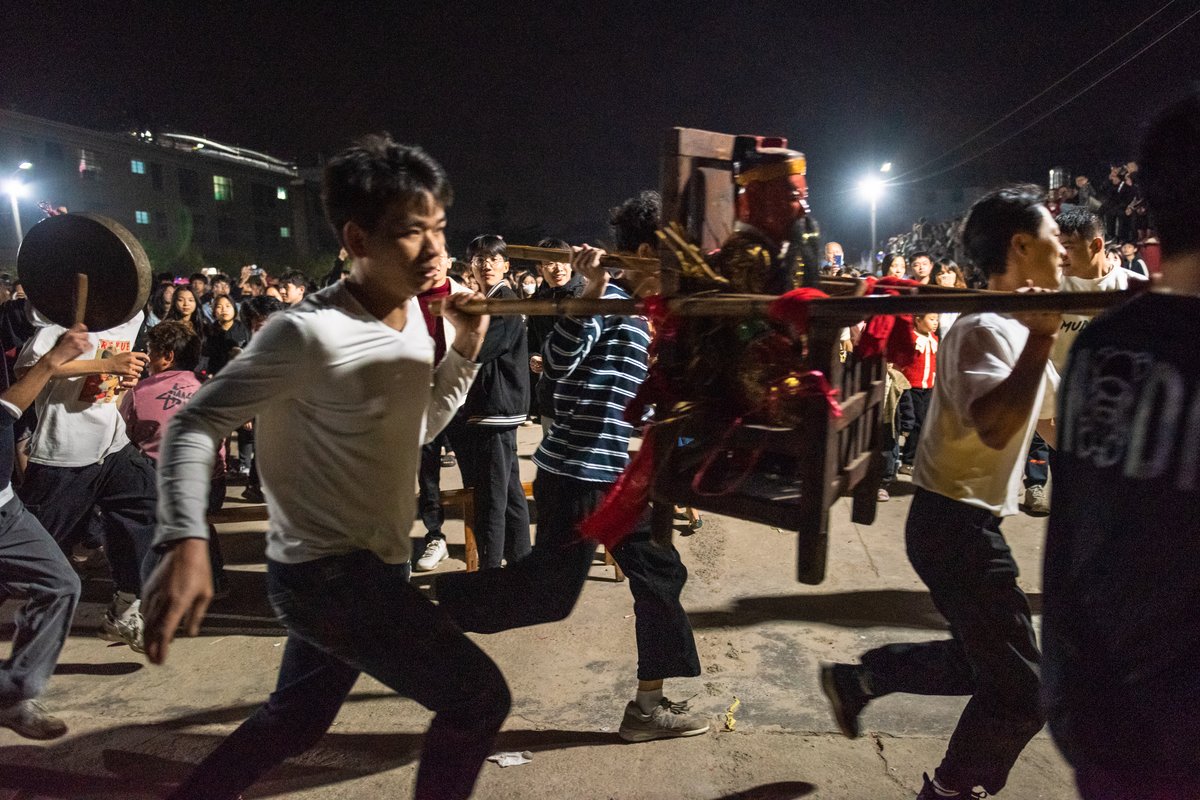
[
  {"x1": 899, "y1": 387, "x2": 933, "y2": 466},
  {"x1": 168, "y1": 551, "x2": 509, "y2": 800},
  {"x1": 438, "y1": 470, "x2": 701, "y2": 681},
  {"x1": 417, "y1": 430, "x2": 450, "y2": 546},
  {"x1": 859, "y1": 488, "x2": 1043, "y2": 794},
  {"x1": 19, "y1": 443, "x2": 158, "y2": 593},
  {"x1": 448, "y1": 425, "x2": 530, "y2": 569}
]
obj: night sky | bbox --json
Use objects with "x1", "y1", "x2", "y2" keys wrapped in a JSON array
[{"x1": 5, "y1": 2, "x2": 1198, "y2": 255}]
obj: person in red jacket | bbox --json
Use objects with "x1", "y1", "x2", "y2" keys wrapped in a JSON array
[{"x1": 898, "y1": 312, "x2": 939, "y2": 474}]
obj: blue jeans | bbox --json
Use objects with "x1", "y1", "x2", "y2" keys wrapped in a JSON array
[
  {"x1": 169, "y1": 550, "x2": 510, "y2": 800},
  {"x1": 0, "y1": 496, "x2": 80, "y2": 705}
]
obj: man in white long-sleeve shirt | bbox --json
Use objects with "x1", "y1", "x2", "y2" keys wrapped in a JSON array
[{"x1": 141, "y1": 135, "x2": 504, "y2": 800}]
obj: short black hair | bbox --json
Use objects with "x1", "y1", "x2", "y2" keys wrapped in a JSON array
[
  {"x1": 210, "y1": 272, "x2": 231, "y2": 286},
  {"x1": 1055, "y1": 207, "x2": 1104, "y2": 241},
  {"x1": 910, "y1": 251, "x2": 932, "y2": 262},
  {"x1": 245, "y1": 274, "x2": 265, "y2": 289},
  {"x1": 537, "y1": 237, "x2": 571, "y2": 251},
  {"x1": 148, "y1": 320, "x2": 201, "y2": 371},
  {"x1": 466, "y1": 234, "x2": 506, "y2": 261},
  {"x1": 239, "y1": 296, "x2": 285, "y2": 330},
  {"x1": 278, "y1": 269, "x2": 308, "y2": 289},
  {"x1": 322, "y1": 134, "x2": 453, "y2": 245},
  {"x1": 961, "y1": 185, "x2": 1047, "y2": 277},
  {"x1": 609, "y1": 190, "x2": 661, "y2": 252},
  {"x1": 189, "y1": 272, "x2": 208, "y2": 285},
  {"x1": 1140, "y1": 92, "x2": 1200, "y2": 257}
]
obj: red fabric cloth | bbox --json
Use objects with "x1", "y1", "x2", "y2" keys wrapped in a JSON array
[
  {"x1": 417, "y1": 280, "x2": 452, "y2": 362},
  {"x1": 767, "y1": 287, "x2": 830, "y2": 334},
  {"x1": 853, "y1": 276, "x2": 921, "y2": 365}
]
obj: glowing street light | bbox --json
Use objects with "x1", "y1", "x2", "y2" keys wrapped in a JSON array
[
  {"x1": 880, "y1": 162, "x2": 893, "y2": 173},
  {"x1": 4, "y1": 163, "x2": 33, "y2": 245},
  {"x1": 858, "y1": 175, "x2": 888, "y2": 254}
]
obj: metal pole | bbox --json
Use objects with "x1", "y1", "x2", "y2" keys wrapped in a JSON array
[
  {"x1": 8, "y1": 192, "x2": 21, "y2": 245},
  {"x1": 869, "y1": 196, "x2": 876, "y2": 267}
]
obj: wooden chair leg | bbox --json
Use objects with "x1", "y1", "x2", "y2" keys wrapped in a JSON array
[{"x1": 604, "y1": 548, "x2": 625, "y2": 582}]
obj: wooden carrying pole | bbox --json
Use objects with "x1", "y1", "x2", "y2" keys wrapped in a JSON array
[
  {"x1": 73, "y1": 273, "x2": 88, "y2": 326},
  {"x1": 505, "y1": 245, "x2": 661, "y2": 274},
  {"x1": 432, "y1": 288, "x2": 1136, "y2": 320}
]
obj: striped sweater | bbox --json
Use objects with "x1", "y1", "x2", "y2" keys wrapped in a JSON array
[{"x1": 532, "y1": 284, "x2": 651, "y2": 483}]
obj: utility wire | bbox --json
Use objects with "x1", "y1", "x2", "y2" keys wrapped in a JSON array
[
  {"x1": 893, "y1": 3, "x2": 1200, "y2": 186},
  {"x1": 890, "y1": 0, "x2": 1181, "y2": 184}
]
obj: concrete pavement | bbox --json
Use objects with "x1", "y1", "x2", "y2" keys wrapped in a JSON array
[{"x1": 0, "y1": 427, "x2": 1076, "y2": 799}]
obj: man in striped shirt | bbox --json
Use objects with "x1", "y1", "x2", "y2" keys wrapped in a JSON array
[{"x1": 439, "y1": 191, "x2": 708, "y2": 742}]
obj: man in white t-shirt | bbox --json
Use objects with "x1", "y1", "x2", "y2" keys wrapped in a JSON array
[
  {"x1": 141, "y1": 136, "x2": 503, "y2": 800},
  {"x1": 16, "y1": 313, "x2": 155, "y2": 652},
  {"x1": 1052, "y1": 206, "x2": 1145, "y2": 373},
  {"x1": 821, "y1": 186, "x2": 1064, "y2": 799},
  {"x1": 1020, "y1": 207, "x2": 1147, "y2": 515}
]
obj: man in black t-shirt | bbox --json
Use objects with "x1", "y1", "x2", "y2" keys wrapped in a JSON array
[{"x1": 1044, "y1": 93, "x2": 1200, "y2": 799}]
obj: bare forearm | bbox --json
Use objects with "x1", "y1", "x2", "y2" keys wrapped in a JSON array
[
  {"x1": 970, "y1": 333, "x2": 1055, "y2": 450},
  {"x1": 0, "y1": 359, "x2": 55, "y2": 415},
  {"x1": 50, "y1": 359, "x2": 116, "y2": 378}
]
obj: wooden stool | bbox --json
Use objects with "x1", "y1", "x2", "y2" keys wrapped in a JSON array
[{"x1": 209, "y1": 483, "x2": 625, "y2": 581}]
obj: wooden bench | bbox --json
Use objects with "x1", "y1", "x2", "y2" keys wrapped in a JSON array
[{"x1": 209, "y1": 480, "x2": 625, "y2": 581}]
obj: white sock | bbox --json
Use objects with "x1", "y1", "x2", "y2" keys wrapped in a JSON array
[{"x1": 636, "y1": 688, "x2": 663, "y2": 714}]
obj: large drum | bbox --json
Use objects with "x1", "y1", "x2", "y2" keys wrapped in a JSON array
[{"x1": 17, "y1": 213, "x2": 152, "y2": 330}]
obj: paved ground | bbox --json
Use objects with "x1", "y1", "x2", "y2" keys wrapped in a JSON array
[{"x1": 0, "y1": 427, "x2": 1076, "y2": 799}]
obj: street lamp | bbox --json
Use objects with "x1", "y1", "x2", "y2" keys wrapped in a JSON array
[
  {"x1": 858, "y1": 175, "x2": 887, "y2": 258},
  {"x1": 4, "y1": 162, "x2": 33, "y2": 246}
]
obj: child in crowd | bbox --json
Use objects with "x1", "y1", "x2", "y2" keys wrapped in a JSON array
[
  {"x1": 119, "y1": 321, "x2": 228, "y2": 595},
  {"x1": 897, "y1": 312, "x2": 938, "y2": 474}
]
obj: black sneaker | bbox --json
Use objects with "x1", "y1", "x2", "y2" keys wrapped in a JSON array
[
  {"x1": 916, "y1": 773, "x2": 987, "y2": 799},
  {"x1": 242, "y1": 485, "x2": 265, "y2": 503},
  {"x1": 820, "y1": 662, "x2": 870, "y2": 738}
]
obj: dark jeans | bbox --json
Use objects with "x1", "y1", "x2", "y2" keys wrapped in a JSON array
[
  {"x1": 417, "y1": 430, "x2": 450, "y2": 546},
  {"x1": 169, "y1": 550, "x2": 510, "y2": 800},
  {"x1": 438, "y1": 470, "x2": 701, "y2": 681},
  {"x1": 898, "y1": 387, "x2": 932, "y2": 466},
  {"x1": 859, "y1": 488, "x2": 1042, "y2": 795},
  {"x1": 19, "y1": 443, "x2": 158, "y2": 593},
  {"x1": 0, "y1": 496, "x2": 80, "y2": 705},
  {"x1": 449, "y1": 425, "x2": 530, "y2": 569},
  {"x1": 1024, "y1": 433, "x2": 1057, "y2": 488}
]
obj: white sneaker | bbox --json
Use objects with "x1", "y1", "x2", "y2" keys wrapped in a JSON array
[
  {"x1": 99, "y1": 591, "x2": 145, "y2": 654},
  {"x1": 415, "y1": 539, "x2": 449, "y2": 572},
  {"x1": 1023, "y1": 484, "x2": 1050, "y2": 516}
]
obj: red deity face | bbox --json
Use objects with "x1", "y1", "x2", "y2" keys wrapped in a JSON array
[{"x1": 736, "y1": 170, "x2": 809, "y2": 245}]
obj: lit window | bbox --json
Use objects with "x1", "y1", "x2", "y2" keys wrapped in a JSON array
[
  {"x1": 79, "y1": 149, "x2": 100, "y2": 176},
  {"x1": 276, "y1": 186, "x2": 288, "y2": 200},
  {"x1": 130, "y1": 159, "x2": 145, "y2": 174},
  {"x1": 213, "y1": 175, "x2": 232, "y2": 201},
  {"x1": 279, "y1": 226, "x2": 291, "y2": 238},
  {"x1": 135, "y1": 210, "x2": 150, "y2": 225}
]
